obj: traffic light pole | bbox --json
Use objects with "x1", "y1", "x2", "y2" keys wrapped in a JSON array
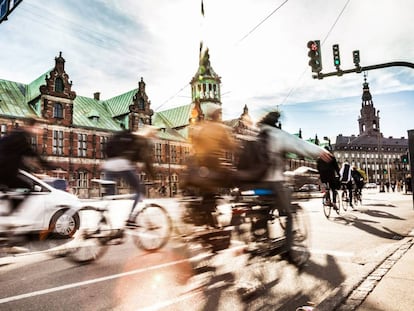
[{"x1": 313, "y1": 61, "x2": 414, "y2": 79}]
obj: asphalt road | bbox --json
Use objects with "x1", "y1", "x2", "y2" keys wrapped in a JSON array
[{"x1": 0, "y1": 190, "x2": 413, "y2": 311}]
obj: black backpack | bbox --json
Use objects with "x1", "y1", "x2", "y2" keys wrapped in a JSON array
[
  {"x1": 105, "y1": 131, "x2": 151, "y2": 163},
  {"x1": 235, "y1": 130, "x2": 270, "y2": 182}
]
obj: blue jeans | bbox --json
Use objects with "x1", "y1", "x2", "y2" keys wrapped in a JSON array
[{"x1": 104, "y1": 170, "x2": 141, "y2": 218}]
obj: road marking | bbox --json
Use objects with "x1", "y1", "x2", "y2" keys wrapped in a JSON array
[
  {"x1": 0, "y1": 258, "x2": 189, "y2": 304},
  {"x1": 310, "y1": 248, "x2": 354, "y2": 258}
]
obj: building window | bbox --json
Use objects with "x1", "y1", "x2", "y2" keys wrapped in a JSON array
[
  {"x1": 0, "y1": 124, "x2": 7, "y2": 137},
  {"x1": 170, "y1": 145, "x2": 177, "y2": 164},
  {"x1": 53, "y1": 130, "x2": 64, "y2": 155},
  {"x1": 138, "y1": 98, "x2": 145, "y2": 110},
  {"x1": 100, "y1": 136, "x2": 108, "y2": 158},
  {"x1": 155, "y1": 143, "x2": 162, "y2": 163},
  {"x1": 54, "y1": 103, "x2": 64, "y2": 119},
  {"x1": 78, "y1": 133, "x2": 87, "y2": 157},
  {"x1": 55, "y1": 77, "x2": 64, "y2": 93},
  {"x1": 77, "y1": 171, "x2": 88, "y2": 188}
]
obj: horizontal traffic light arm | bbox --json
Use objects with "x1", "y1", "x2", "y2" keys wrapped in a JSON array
[{"x1": 313, "y1": 61, "x2": 414, "y2": 79}]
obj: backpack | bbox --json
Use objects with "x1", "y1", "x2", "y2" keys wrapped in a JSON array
[
  {"x1": 235, "y1": 130, "x2": 270, "y2": 182},
  {"x1": 105, "y1": 131, "x2": 151, "y2": 163}
]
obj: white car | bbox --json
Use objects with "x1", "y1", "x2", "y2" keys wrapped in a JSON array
[{"x1": 0, "y1": 170, "x2": 81, "y2": 238}]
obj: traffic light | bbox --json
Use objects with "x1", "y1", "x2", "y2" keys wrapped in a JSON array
[
  {"x1": 353, "y1": 50, "x2": 360, "y2": 67},
  {"x1": 401, "y1": 153, "x2": 409, "y2": 164},
  {"x1": 307, "y1": 40, "x2": 322, "y2": 73},
  {"x1": 332, "y1": 44, "x2": 340, "y2": 68}
]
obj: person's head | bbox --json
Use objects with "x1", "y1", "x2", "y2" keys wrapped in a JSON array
[
  {"x1": 24, "y1": 117, "x2": 42, "y2": 135},
  {"x1": 203, "y1": 104, "x2": 222, "y2": 121},
  {"x1": 259, "y1": 110, "x2": 281, "y2": 127}
]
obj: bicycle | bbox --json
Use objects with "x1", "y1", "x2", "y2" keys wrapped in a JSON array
[
  {"x1": 353, "y1": 187, "x2": 363, "y2": 207},
  {"x1": 322, "y1": 183, "x2": 342, "y2": 218},
  {"x1": 340, "y1": 184, "x2": 350, "y2": 211},
  {"x1": 63, "y1": 179, "x2": 173, "y2": 264}
]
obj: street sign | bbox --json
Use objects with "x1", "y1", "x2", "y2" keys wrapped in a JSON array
[
  {"x1": 0, "y1": 0, "x2": 23, "y2": 24},
  {"x1": 0, "y1": 0, "x2": 9, "y2": 22}
]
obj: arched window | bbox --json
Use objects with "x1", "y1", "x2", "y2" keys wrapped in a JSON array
[
  {"x1": 55, "y1": 77, "x2": 64, "y2": 93},
  {"x1": 54, "y1": 103, "x2": 64, "y2": 119},
  {"x1": 138, "y1": 98, "x2": 145, "y2": 110}
]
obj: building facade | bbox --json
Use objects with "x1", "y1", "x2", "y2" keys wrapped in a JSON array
[{"x1": 333, "y1": 77, "x2": 409, "y2": 184}]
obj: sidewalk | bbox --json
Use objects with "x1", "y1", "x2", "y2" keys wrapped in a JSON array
[
  {"x1": 316, "y1": 192, "x2": 414, "y2": 311},
  {"x1": 357, "y1": 237, "x2": 414, "y2": 311}
]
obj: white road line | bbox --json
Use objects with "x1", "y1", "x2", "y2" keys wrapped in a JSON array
[{"x1": 0, "y1": 258, "x2": 189, "y2": 304}]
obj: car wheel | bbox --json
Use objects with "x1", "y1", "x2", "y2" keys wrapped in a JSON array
[{"x1": 49, "y1": 209, "x2": 80, "y2": 239}]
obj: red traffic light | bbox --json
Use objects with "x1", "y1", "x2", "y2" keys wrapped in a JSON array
[{"x1": 307, "y1": 41, "x2": 318, "y2": 51}]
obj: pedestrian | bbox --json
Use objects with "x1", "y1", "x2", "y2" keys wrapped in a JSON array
[
  {"x1": 102, "y1": 125, "x2": 156, "y2": 226},
  {"x1": 317, "y1": 146, "x2": 340, "y2": 210}
]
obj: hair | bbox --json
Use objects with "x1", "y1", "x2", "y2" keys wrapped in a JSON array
[
  {"x1": 259, "y1": 111, "x2": 280, "y2": 127},
  {"x1": 26, "y1": 117, "x2": 37, "y2": 126}
]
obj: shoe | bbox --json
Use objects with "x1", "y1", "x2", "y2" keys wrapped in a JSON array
[{"x1": 332, "y1": 203, "x2": 338, "y2": 210}]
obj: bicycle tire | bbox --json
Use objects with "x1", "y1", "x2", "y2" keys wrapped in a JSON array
[
  {"x1": 322, "y1": 192, "x2": 331, "y2": 219},
  {"x1": 131, "y1": 203, "x2": 172, "y2": 251},
  {"x1": 341, "y1": 190, "x2": 348, "y2": 211},
  {"x1": 353, "y1": 191, "x2": 362, "y2": 207},
  {"x1": 66, "y1": 213, "x2": 112, "y2": 264},
  {"x1": 287, "y1": 205, "x2": 310, "y2": 267}
]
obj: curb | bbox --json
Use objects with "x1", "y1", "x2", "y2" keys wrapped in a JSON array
[{"x1": 315, "y1": 237, "x2": 414, "y2": 311}]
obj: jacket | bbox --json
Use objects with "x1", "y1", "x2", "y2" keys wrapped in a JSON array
[{"x1": 259, "y1": 124, "x2": 328, "y2": 182}]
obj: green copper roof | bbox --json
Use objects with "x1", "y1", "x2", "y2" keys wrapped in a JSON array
[
  {"x1": 73, "y1": 95, "x2": 121, "y2": 130},
  {"x1": 26, "y1": 70, "x2": 50, "y2": 103},
  {"x1": 153, "y1": 104, "x2": 193, "y2": 129},
  {"x1": 104, "y1": 89, "x2": 136, "y2": 117},
  {"x1": 0, "y1": 79, "x2": 37, "y2": 118}
]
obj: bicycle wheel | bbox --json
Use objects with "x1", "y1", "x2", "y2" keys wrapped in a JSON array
[
  {"x1": 66, "y1": 212, "x2": 112, "y2": 264},
  {"x1": 131, "y1": 203, "x2": 172, "y2": 251},
  {"x1": 322, "y1": 192, "x2": 331, "y2": 219},
  {"x1": 288, "y1": 205, "x2": 310, "y2": 267},
  {"x1": 341, "y1": 190, "x2": 348, "y2": 211},
  {"x1": 353, "y1": 191, "x2": 362, "y2": 207}
]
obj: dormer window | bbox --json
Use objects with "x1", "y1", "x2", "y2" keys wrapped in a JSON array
[
  {"x1": 54, "y1": 103, "x2": 64, "y2": 119},
  {"x1": 55, "y1": 77, "x2": 64, "y2": 93}
]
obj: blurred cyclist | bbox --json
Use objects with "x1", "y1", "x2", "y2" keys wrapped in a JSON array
[
  {"x1": 0, "y1": 118, "x2": 51, "y2": 215},
  {"x1": 257, "y1": 111, "x2": 332, "y2": 250},
  {"x1": 102, "y1": 125, "x2": 156, "y2": 226}
]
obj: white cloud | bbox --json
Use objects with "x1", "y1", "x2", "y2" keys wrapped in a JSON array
[{"x1": 0, "y1": 0, "x2": 413, "y2": 138}]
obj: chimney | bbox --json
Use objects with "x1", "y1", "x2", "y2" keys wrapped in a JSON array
[{"x1": 94, "y1": 92, "x2": 100, "y2": 100}]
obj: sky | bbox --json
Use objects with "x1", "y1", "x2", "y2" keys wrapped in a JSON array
[{"x1": 1, "y1": 0, "x2": 414, "y2": 142}]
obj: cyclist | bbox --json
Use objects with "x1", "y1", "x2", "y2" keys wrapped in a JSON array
[
  {"x1": 102, "y1": 125, "x2": 156, "y2": 226},
  {"x1": 0, "y1": 118, "x2": 52, "y2": 218},
  {"x1": 186, "y1": 104, "x2": 238, "y2": 226},
  {"x1": 352, "y1": 166, "x2": 365, "y2": 198},
  {"x1": 317, "y1": 146, "x2": 340, "y2": 210},
  {"x1": 255, "y1": 111, "x2": 332, "y2": 250},
  {"x1": 340, "y1": 161, "x2": 354, "y2": 208}
]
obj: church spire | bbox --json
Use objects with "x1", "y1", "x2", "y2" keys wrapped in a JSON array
[
  {"x1": 358, "y1": 73, "x2": 381, "y2": 137},
  {"x1": 190, "y1": 0, "x2": 222, "y2": 121}
]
